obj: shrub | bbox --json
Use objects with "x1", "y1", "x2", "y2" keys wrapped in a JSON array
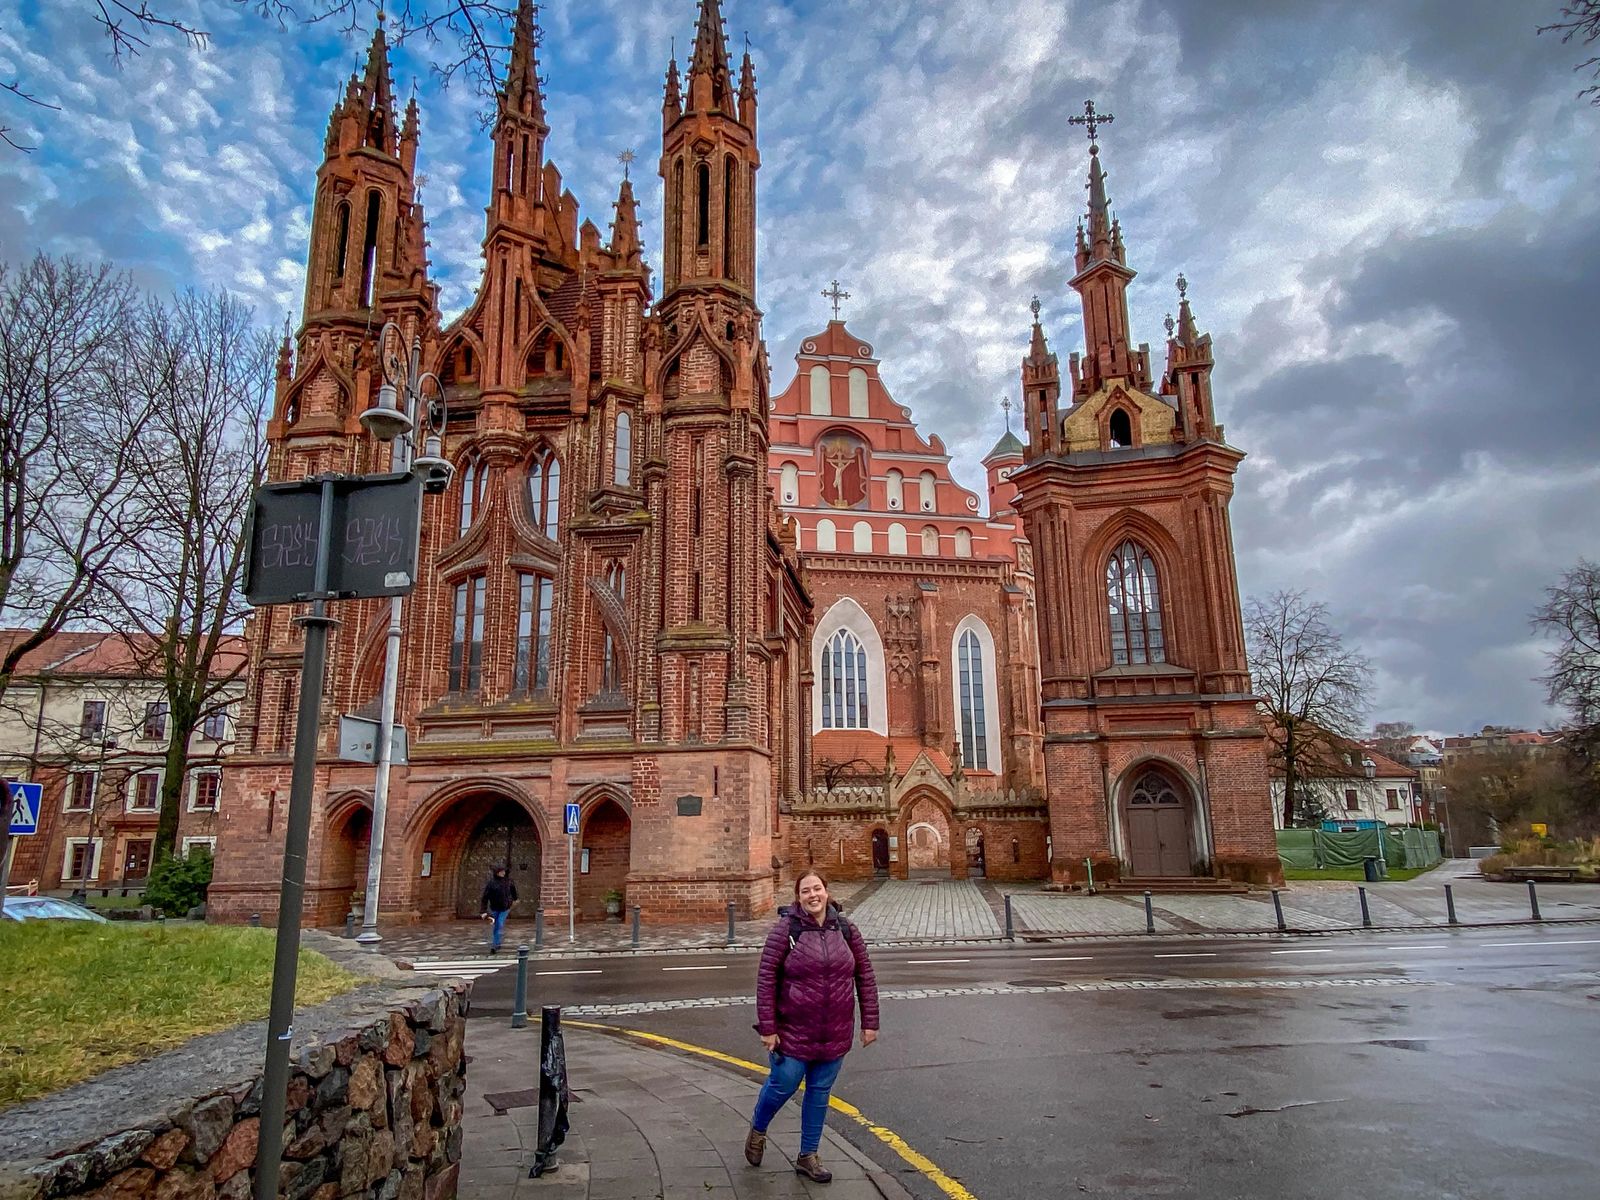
[{"x1": 143, "y1": 847, "x2": 214, "y2": 916}]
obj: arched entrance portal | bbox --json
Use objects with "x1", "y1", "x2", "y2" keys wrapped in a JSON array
[
  {"x1": 871, "y1": 829, "x2": 890, "y2": 877},
  {"x1": 1122, "y1": 767, "x2": 1194, "y2": 877},
  {"x1": 902, "y1": 794, "x2": 952, "y2": 877},
  {"x1": 455, "y1": 801, "x2": 541, "y2": 918},
  {"x1": 965, "y1": 827, "x2": 986, "y2": 878},
  {"x1": 575, "y1": 799, "x2": 631, "y2": 921}
]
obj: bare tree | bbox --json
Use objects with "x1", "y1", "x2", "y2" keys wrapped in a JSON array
[
  {"x1": 1541, "y1": 1, "x2": 1600, "y2": 105},
  {"x1": 1245, "y1": 590, "x2": 1373, "y2": 828},
  {"x1": 107, "y1": 288, "x2": 272, "y2": 859},
  {"x1": 1534, "y1": 560, "x2": 1600, "y2": 739},
  {"x1": 0, "y1": 254, "x2": 152, "y2": 707},
  {"x1": 1371, "y1": 720, "x2": 1417, "y2": 764},
  {"x1": 814, "y1": 758, "x2": 876, "y2": 792}
]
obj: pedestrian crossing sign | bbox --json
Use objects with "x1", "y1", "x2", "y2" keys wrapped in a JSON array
[
  {"x1": 564, "y1": 802, "x2": 580, "y2": 836},
  {"x1": 6, "y1": 780, "x2": 42, "y2": 836}
]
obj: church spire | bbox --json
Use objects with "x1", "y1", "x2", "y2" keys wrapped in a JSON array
[
  {"x1": 1020, "y1": 295, "x2": 1062, "y2": 459},
  {"x1": 607, "y1": 173, "x2": 642, "y2": 268},
  {"x1": 503, "y1": 0, "x2": 546, "y2": 123},
  {"x1": 685, "y1": 0, "x2": 734, "y2": 115},
  {"x1": 738, "y1": 36, "x2": 758, "y2": 131}
]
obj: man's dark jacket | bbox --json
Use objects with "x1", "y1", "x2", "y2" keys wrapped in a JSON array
[
  {"x1": 756, "y1": 905, "x2": 879, "y2": 1061},
  {"x1": 480, "y1": 875, "x2": 517, "y2": 914}
]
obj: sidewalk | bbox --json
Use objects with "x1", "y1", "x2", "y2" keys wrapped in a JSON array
[
  {"x1": 335, "y1": 862, "x2": 1600, "y2": 963},
  {"x1": 460, "y1": 1023, "x2": 907, "y2": 1200}
]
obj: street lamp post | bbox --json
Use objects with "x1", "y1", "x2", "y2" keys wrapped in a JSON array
[{"x1": 355, "y1": 322, "x2": 451, "y2": 945}]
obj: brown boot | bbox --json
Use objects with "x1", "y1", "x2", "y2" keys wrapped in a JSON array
[
  {"x1": 794, "y1": 1153, "x2": 832, "y2": 1183},
  {"x1": 743, "y1": 1127, "x2": 766, "y2": 1166}
]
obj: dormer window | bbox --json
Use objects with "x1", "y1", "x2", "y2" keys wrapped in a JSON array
[{"x1": 1109, "y1": 408, "x2": 1133, "y2": 449}]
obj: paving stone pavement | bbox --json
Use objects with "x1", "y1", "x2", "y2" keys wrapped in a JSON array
[
  {"x1": 461, "y1": 1024, "x2": 906, "y2": 1200},
  {"x1": 1007, "y1": 892, "x2": 1179, "y2": 934},
  {"x1": 844, "y1": 879, "x2": 1001, "y2": 940}
]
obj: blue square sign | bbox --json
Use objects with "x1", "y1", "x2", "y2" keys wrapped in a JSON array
[
  {"x1": 564, "y1": 802, "x2": 580, "y2": 836},
  {"x1": 6, "y1": 780, "x2": 42, "y2": 836}
]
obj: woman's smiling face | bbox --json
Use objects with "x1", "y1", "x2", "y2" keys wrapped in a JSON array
[{"x1": 796, "y1": 873, "x2": 829, "y2": 918}]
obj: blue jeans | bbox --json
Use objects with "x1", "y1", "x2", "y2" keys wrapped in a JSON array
[
  {"x1": 752, "y1": 1053, "x2": 844, "y2": 1155},
  {"x1": 488, "y1": 909, "x2": 508, "y2": 949}
]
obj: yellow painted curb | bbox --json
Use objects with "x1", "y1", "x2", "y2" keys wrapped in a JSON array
[{"x1": 565, "y1": 1019, "x2": 978, "y2": 1200}]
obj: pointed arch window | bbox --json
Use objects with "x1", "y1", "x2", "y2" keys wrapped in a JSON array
[
  {"x1": 515, "y1": 573, "x2": 554, "y2": 694},
  {"x1": 528, "y1": 449, "x2": 561, "y2": 539},
  {"x1": 458, "y1": 456, "x2": 487, "y2": 536},
  {"x1": 1106, "y1": 540, "x2": 1166, "y2": 665},
  {"x1": 359, "y1": 190, "x2": 382, "y2": 307},
  {"x1": 333, "y1": 201, "x2": 351, "y2": 279},
  {"x1": 696, "y1": 161, "x2": 711, "y2": 249},
  {"x1": 723, "y1": 154, "x2": 737, "y2": 278},
  {"x1": 614, "y1": 409, "x2": 632, "y2": 487},
  {"x1": 821, "y1": 629, "x2": 869, "y2": 730},
  {"x1": 449, "y1": 575, "x2": 487, "y2": 693},
  {"x1": 957, "y1": 629, "x2": 989, "y2": 770}
]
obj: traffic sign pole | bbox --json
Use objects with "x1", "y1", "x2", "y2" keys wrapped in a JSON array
[
  {"x1": 563, "y1": 801, "x2": 580, "y2": 945},
  {"x1": 2, "y1": 780, "x2": 44, "y2": 920}
]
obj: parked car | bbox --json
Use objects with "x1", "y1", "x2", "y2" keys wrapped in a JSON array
[{"x1": 1, "y1": 896, "x2": 110, "y2": 922}]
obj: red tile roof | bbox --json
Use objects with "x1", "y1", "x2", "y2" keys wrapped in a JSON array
[
  {"x1": 0, "y1": 630, "x2": 248, "y2": 679},
  {"x1": 811, "y1": 730, "x2": 953, "y2": 776}
]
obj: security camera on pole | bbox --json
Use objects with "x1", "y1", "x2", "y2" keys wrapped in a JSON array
[{"x1": 354, "y1": 321, "x2": 453, "y2": 946}]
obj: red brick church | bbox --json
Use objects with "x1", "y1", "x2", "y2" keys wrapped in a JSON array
[{"x1": 212, "y1": 4, "x2": 1276, "y2": 927}]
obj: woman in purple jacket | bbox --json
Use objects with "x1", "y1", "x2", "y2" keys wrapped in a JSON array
[{"x1": 745, "y1": 870, "x2": 880, "y2": 1183}]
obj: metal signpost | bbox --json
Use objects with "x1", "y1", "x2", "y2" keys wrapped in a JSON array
[
  {"x1": 564, "y1": 802, "x2": 580, "y2": 943},
  {"x1": 0, "y1": 779, "x2": 43, "y2": 917},
  {"x1": 244, "y1": 471, "x2": 423, "y2": 1200}
]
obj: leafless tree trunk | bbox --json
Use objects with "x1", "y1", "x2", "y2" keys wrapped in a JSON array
[
  {"x1": 107, "y1": 288, "x2": 273, "y2": 860},
  {"x1": 1533, "y1": 560, "x2": 1600, "y2": 813},
  {"x1": 0, "y1": 254, "x2": 152, "y2": 706},
  {"x1": 1245, "y1": 590, "x2": 1372, "y2": 828}
]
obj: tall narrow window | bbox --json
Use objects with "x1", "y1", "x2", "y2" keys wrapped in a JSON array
[
  {"x1": 80, "y1": 700, "x2": 106, "y2": 739},
  {"x1": 143, "y1": 702, "x2": 167, "y2": 742},
  {"x1": 359, "y1": 190, "x2": 381, "y2": 307},
  {"x1": 458, "y1": 457, "x2": 487, "y2": 536},
  {"x1": 449, "y1": 576, "x2": 487, "y2": 692},
  {"x1": 528, "y1": 450, "x2": 560, "y2": 538},
  {"x1": 515, "y1": 573, "x2": 554, "y2": 693},
  {"x1": 848, "y1": 367, "x2": 869, "y2": 417},
  {"x1": 1106, "y1": 540, "x2": 1166, "y2": 665},
  {"x1": 919, "y1": 470, "x2": 937, "y2": 511},
  {"x1": 1109, "y1": 408, "x2": 1133, "y2": 448},
  {"x1": 696, "y1": 162, "x2": 710, "y2": 249},
  {"x1": 614, "y1": 410, "x2": 632, "y2": 487},
  {"x1": 957, "y1": 629, "x2": 989, "y2": 769},
  {"x1": 885, "y1": 469, "x2": 903, "y2": 510},
  {"x1": 605, "y1": 559, "x2": 626, "y2": 601},
  {"x1": 671, "y1": 160, "x2": 684, "y2": 281},
  {"x1": 333, "y1": 202, "x2": 351, "y2": 278},
  {"x1": 821, "y1": 629, "x2": 869, "y2": 730},
  {"x1": 600, "y1": 627, "x2": 623, "y2": 694},
  {"x1": 808, "y1": 364, "x2": 831, "y2": 415},
  {"x1": 723, "y1": 155, "x2": 736, "y2": 277}
]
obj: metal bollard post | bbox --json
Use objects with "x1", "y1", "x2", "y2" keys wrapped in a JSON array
[
  {"x1": 1527, "y1": 879, "x2": 1542, "y2": 921},
  {"x1": 249, "y1": 913, "x2": 261, "y2": 928},
  {"x1": 1143, "y1": 890, "x2": 1155, "y2": 934},
  {"x1": 1358, "y1": 886, "x2": 1372, "y2": 928},
  {"x1": 631, "y1": 904, "x2": 641, "y2": 948},
  {"x1": 1271, "y1": 889, "x2": 1286, "y2": 932},
  {"x1": 512, "y1": 945, "x2": 530, "y2": 1029},
  {"x1": 345, "y1": 909, "x2": 356, "y2": 939},
  {"x1": 1004, "y1": 893, "x2": 1015, "y2": 941},
  {"x1": 534, "y1": 905, "x2": 545, "y2": 951},
  {"x1": 726, "y1": 899, "x2": 737, "y2": 946},
  {"x1": 1445, "y1": 883, "x2": 1459, "y2": 925}
]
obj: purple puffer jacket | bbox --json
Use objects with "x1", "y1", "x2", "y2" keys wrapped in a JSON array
[{"x1": 755, "y1": 906, "x2": 879, "y2": 1062}]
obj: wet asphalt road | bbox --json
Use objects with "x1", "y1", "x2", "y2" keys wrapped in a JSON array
[{"x1": 460, "y1": 927, "x2": 1600, "y2": 1200}]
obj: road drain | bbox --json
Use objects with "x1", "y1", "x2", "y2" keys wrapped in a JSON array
[{"x1": 1006, "y1": 979, "x2": 1067, "y2": 988}]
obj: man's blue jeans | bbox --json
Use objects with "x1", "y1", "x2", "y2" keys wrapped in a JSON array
[
  {"x1": 751, "y1": 1052, "x2": 844, "y2": 1155},
  {"x1": 488, "y1": 909, "x2": 508, "y2": 949}
]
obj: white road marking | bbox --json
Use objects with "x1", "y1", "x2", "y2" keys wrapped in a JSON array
[
  {"x1": 1154, "y1": 952, "x2": 1217, "y2": 958},
  {"x1": 1030, "y1": 956, "x2": 1094, "y2": 962},
  {"x1": 1271, "y1": 948, "x2": 1334, "y2": 955},
  {"x1": 1386, "y1": 945, "x2": 1447, "y2": 950},
  {"x1": 905, "y1": 959, "x2": 970, "y2": 965},
  {"x1": 1480, "y1": 939, "x2": 1600, "y2": 948},
  {"x1": 662, "y1": 965, "x2": 729, "y2": 972},
  {"x1": 537, "y1": 969, "x2": 603, "y2": 976}
]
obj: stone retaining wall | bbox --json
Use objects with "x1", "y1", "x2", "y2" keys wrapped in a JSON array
[{"x1": 0, "y1": 966, "x2": 468, "y2": 1200}]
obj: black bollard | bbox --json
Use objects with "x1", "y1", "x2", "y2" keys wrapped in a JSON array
[
  {"x1": 512, "y1": 945, "x2": 530, "y2": 1029},
  {"x1": 249, "y1": 912, "x2": 261, "y2": 928},
  {"x1": 1527, "y1": 879, "x2": 1542, "y2": 921},
  {"x1": 534, "y1": 905, "x2": 545, "y2": 951},
  {"x1": 726, "y1": 899, "x2": 737, "y2": 946},
  {"x1": 1445, "y1": 883, "x2": 1459, "y2": 925},
  {"x1": 631, "y1": 904, "x2": 641, "y2": 948},
  {"x1": 1358, "y1": 885, "x2": 1372, "y2": 928},
  {"x1": 1004, "y1": 893, "x2": 1015, "y2": 941},
  {"x1": 1143, "y1": 890, "x2": 1155, "y2": 934},
  {"x1": 1271, "y1": 889, "x2": 1286, "y2": 932}
]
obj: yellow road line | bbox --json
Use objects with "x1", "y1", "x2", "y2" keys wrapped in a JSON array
[{"x1": 565, "y1": 1019, "x2": 978, "y2": 1200}]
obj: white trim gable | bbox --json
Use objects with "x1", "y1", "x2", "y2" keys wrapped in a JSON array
[
  {"x1": 950, "y1": 615, "x2": 1002, "y2": 772},
  {"x1": 811, "y1": 597, "x2": 889, "y2": 735}
]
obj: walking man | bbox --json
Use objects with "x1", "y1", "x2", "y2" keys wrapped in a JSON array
[{"x1": 479, "y1": 865, "x2": 517, "y2": 953}]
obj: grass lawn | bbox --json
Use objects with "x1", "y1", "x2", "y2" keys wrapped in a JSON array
[
  {"x1": 0, "y1": 923, "x2": 360, "y2": 1110},
  {"x1": 1281, "y1": 865, "x2": 1439, "y2": 882}
]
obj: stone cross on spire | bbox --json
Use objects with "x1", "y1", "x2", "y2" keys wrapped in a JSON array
[
  {"x1": 1001, "y1": 394, "x2": 1013, "y2": 431},
  {"x1": 1068, "y1": 98, "x2": 1114, "y2": 149},
  {"x1": 822, "y1": 279, "x2": 851, "y2": 320}
]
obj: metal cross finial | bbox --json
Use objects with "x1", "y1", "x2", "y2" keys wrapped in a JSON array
[
  {"x1": 822, "y1": 279, "x2": 851, "y2": 320},
  {"x1": 618, "y1": 148, "x2": 635, "y2": 180},
  {"x1": 1176, "y1": 272, "x2": 1188, "y2": 300},
  {"x1": 1068, "y1": 98, "x2": 1114, "y2": 150},
  {"x1": 1030, "y1": 294, "x2": 1041, "y2": 321},
  {"x1": 1164, "y1": 312, "x2": 1175, "y2": 338},
  {"x1": 1001, "y1": 394, "x2": 1013, "y2": 432}
]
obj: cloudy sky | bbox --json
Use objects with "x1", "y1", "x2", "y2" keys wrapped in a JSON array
[{"x1": 2, "y1": 0, "x2": 1595, "y2": 735}]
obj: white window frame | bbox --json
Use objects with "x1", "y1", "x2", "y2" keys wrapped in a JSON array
[
  {"x1": 188, "y1": 770, "x2": 222, "y2": 813},
  {"x1": 181, "y1": 836, "x2": 217, "y2": 857},
  {"x1": 127, "y1": 769, "x2": 163, "y2": 812},
  {"x1": 63, "y1": 837, "x2": 104, "y2": 881},
  {"x1": 950, "y1": 616, "x2": 1002, "y2": 772},
  {"x1": 65, "y1": 768, "x2": 98, "y2": 812},
  {"x1": 810, "y1": 597, "x2": 888, "y2": 735},
  {"x1": 200, "y1": 707, "x2": 229, "y2": 742}
]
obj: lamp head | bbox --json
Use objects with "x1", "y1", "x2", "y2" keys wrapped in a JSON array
[
  {"x1": 413, "y1": 433, "x2": 454, "y2": 495},
  {"x1": 360, "y1": 381, "x2": 413, "y2": 442}
]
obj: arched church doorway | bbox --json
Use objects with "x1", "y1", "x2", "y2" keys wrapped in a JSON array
[
  {"x1": 322, "y1": 802, "x2": 371, "y2": 921},
  {"x1": 965, "y1": 827, "x2": 986, "y2": 878},
  {"x1": 574, "y1": 798, "x2": 631, "y2": 921},
  {"x1": 902, "y1": 794, "x2": 951, "y2": 877},
  {"x1": 1122, "y1": 766, "x2": 1194, "y2": 877},
  {"x1": 871, "y1": 829, "x2": 890, "y2": 877},
  {"x1": 455, "y1": 800, "x2": 541, "y2": 918}
]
